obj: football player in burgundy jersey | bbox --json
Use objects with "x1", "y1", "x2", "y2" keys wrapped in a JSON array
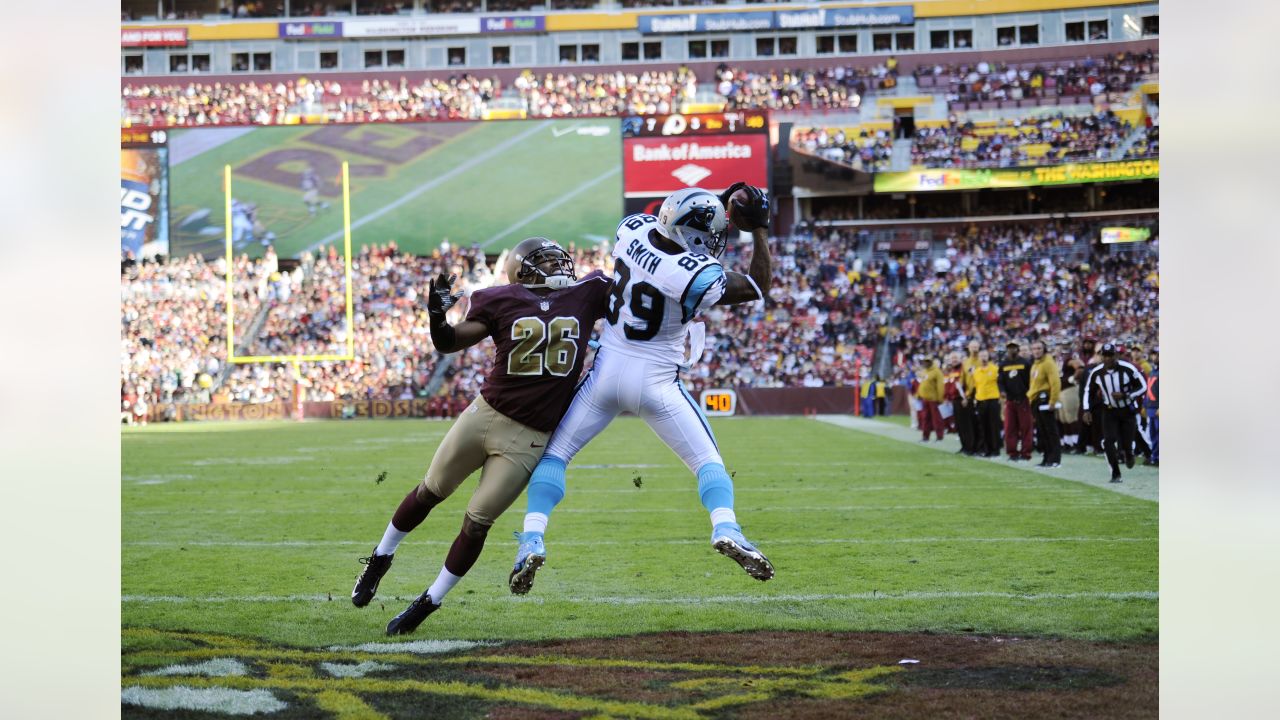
[{"x1": 351, "y1": 237, "x2": 611, "y2": 635}]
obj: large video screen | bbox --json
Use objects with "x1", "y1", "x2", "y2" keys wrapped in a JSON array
[
  {"x1": 167, "y1": 119, "x2": 623, "y2": 258},
  {"x1": 621, "y1": 111, "x2": 770, "y2": 216}
]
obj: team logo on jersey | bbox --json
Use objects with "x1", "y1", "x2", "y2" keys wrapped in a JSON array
[
  {"x1": 671, "y1": 163, "x2": 713, "y2": 187},
  {"x1": 540, "y1": 300, "x2": 550, "y2": 311}
]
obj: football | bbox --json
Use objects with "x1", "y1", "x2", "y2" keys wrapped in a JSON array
[{"x1": 727, "y1": 187, "x2": 753, "y2": 229}]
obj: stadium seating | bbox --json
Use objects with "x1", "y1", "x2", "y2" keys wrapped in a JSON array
[
  {"x1": 121, "y1": 51, "x2": 1155, "y2": 129},
  {"x1": 909, "y1": 110, "x2": 1135, "y2": 168}
]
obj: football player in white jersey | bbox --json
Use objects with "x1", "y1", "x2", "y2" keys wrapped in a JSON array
[{"x1": 509, "y1": 183, "x2": 775, "y2": 594}]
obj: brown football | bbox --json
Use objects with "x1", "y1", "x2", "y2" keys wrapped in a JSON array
[{"x1": 726, "y1": 188, "x2": 752, "y2": 229}]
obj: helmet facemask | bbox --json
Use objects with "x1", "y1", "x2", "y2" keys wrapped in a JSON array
[{"x1": 518, "y1": 245, "x2": 577, "y2": 289}]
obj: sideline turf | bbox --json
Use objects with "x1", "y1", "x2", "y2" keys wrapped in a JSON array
[{"x1": 122, "y1": 417, "x2": 1157, "y2": 646}]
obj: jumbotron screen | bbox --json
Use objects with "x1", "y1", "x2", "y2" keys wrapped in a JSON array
[
  {"x1": 621, "y1": 111, "x2": 770, "y2": 216},
  {"x1": 163, "y1": 119, "x2": 623, "y2": 258}
]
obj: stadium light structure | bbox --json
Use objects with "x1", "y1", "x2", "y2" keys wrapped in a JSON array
[{"x1": 223, "y1": 162, "x2": 355, "y2": 366}]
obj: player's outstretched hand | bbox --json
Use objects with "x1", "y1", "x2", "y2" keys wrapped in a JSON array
[
  {"x1": 427, "y1": 273, "x2": 462, "y2": 317},
  {"x1": 725, "y1": 184, "x2": 770, "y2": 231}
]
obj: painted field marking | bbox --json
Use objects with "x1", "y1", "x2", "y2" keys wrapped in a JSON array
[
  {"x1": 480, "y1": 166, "x2": 623, "y2": 249},
  {"x1": 301, "y1": 120, "x2": 553, "y2": 255},
  {"x1": 123, "y1": 536, "x2": 1154, "y2": 549},
  {"x1": 123, "y1": 503, "x2": 1139, "y2": 516},
  {"x1": 121, "y1": 590, "x2": 1156, "y2": 604}
]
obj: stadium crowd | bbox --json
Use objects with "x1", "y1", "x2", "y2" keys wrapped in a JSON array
[
  {"x1": 121, "y1": 58, "x2": 899, "y2": 127},
  {"x1": 910, "y1": 110, "x2": 1135, "y2": 168},
  {"x1": 914, "y1": 50, "x2": 1157, "y2": 105},
  {"x1": 120, "y1": 252, "x2": 272, "y2": 424},
  {"x1": 886, "y1": 219, "x2": 1158, "y2": 368},
  {"x1": 790, "y1": 126, "x2": 896, "y2": 172},
  {"x1": 121, "y1": 217, "x2": 1156, "y2": 430}
]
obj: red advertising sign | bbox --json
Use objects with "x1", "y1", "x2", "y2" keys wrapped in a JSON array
[
  {"x1": 623, "y1": 134, "x2": 768, "y2": 197},
  {"x1": 121, "y1": 27, "x2": 189, "y2": 47}
]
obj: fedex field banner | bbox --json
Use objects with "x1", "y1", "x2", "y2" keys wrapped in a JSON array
[
  {"x1": 623, "y1": 134, "x2": 769, "y2": 196},
  {"x1": 873, "y1": 159, "x2": 1160, "y2": 192},
  {"x1": 1101, "y1": 226, "x2": 1152, "y2": 244},
  {"x1": 121, "y1": 147, "x2": 169, "y2": 258}
]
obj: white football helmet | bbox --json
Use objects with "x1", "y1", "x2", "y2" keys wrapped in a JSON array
[{"x1": 656, "y1": 188, "x2": 729, "y2": 257}]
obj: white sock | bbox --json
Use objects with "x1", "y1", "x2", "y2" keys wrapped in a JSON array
[
  {"x1": 374, "y1": 522, "x2": 408, "y2": 556},
  {"x1": 426, "y1": 568, "x2": 463, "y2": 604},
  {"x1": 710, "y1": 508, "x2": 737, "y2": 528},
  {"x1": 523, "y1": 513, "x2": 548, "y2": 535}
]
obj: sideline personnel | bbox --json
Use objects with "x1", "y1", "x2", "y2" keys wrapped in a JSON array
[
  {"x1": 1082, "y1": 343, "x2": 1148, "y2": 482},
  {"x1": 998, "y1": 341, "x2": 1033, "y2": 461}
]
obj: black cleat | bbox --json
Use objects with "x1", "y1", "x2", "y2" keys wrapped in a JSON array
[
  {"x1": 1124, "y1": 452, "x2": 1135, "y2": 469},
  {"x1": 386, "y1": 591, "x2": 441, "y2": 635},
  {"x1": 1110, "y1": 470, "x2": 1123, "y2": 483},
  {"x1": 352, "y1": 551, "x2": 394, "y2": 608}
]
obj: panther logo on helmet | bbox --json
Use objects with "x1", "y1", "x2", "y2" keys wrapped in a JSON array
[
  {"x1": 656, "y1": 188, "x2": 729, "y2": 258},
  {"x1": 505, "y1": 237, "x2": 576, "y2": 289}
]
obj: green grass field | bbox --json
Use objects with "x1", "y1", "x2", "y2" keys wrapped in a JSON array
[
  {"x1": 121, "y1": 416, "x2": 1157, "y2": 717},
  {"x1": 168, "y1": 119, "x2": 622, "y2": 259}
]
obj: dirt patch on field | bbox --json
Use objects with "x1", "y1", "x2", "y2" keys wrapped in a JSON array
[{"x1": 122, "y1": 628, "x2": 1156, "y2": 719}]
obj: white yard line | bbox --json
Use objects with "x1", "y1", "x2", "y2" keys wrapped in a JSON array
[
  {"x1": 300, "y1": 120, "x2": 553, "y2": 255},
  {"x1": 480, "y1": 166, "x2": 622, "y2": 249},
  {"x1": 124, "y1": 503, "x2": 1137, "y2": 515},
  {"x1": 122, "y1": 590, "x2": 1157, "y2": 604},
  {"x1": 814, "y1": 415, "x2": 1159, "y2": 502},
  {"x1": 123, "y1": 536, "x2": 1153, "y2": 549}
]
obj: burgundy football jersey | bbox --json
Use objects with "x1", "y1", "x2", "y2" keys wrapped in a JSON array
[{"x1": 465, "y1": 270, "x2": 611, "y2": 432}]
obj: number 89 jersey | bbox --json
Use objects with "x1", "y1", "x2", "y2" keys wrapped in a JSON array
[{"x1": 602, "y1": 213, "x2": 728, "y2": 365}]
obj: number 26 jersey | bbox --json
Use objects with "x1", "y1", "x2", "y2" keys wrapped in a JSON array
[{"x1": 601, "y1": 213, "x2": 727, "y2": 365}]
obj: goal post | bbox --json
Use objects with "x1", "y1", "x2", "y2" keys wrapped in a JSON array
[{"x1": 222, "y1": 161, "x2": 355, "y2": 365}]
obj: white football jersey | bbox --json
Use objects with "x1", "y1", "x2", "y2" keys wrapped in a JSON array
[{"x1": 601, "y1": 213, "x2": 728, "y2": 365}]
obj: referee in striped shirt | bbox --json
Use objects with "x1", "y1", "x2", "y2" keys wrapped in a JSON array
[{"x1": 1081, "y1": 343, "x2": 1148, "y2": 482}]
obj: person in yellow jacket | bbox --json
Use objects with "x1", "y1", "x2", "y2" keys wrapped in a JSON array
[
  {"x1": 968, "y1": 348, "x2": 1001, "y2": 457},
  {"x1": 1028, "y1": 340, "x2": 1062, "y2": 467},
  {"x1": 917, "y1": 357, "x2": 945, "y2": 442},
  {"x1": 956, "y1": 339, "x2": 981, "y2": 455}
]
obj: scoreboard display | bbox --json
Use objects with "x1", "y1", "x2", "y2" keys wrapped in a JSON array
[
  {"x1": 622, "y1": 111, "x2": 768, "y2": 138},
  {"x1": 121, "y1": 128, "x2": 169, "y2": 258},
  {"x1": 121, "y1": 128, "x2": 169, "y2": 148},
  {"x1": 621, "y1": 111, "x2": 770, "y2": 205}
]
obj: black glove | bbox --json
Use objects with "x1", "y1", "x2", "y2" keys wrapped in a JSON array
[
  {"x1": 426, "y1": 272, "x2": 461, "y2": 324},
  {"x1": 726, "y1": 184, "x2": 771, "y2": 231}
]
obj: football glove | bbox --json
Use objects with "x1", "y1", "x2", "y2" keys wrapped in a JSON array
[
  {"x1": 724, "y1": 184, "x2": 771, "y2": 231},
  {"x1": 426, "y1": 272, "x2": 462, "y2": 322}
]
